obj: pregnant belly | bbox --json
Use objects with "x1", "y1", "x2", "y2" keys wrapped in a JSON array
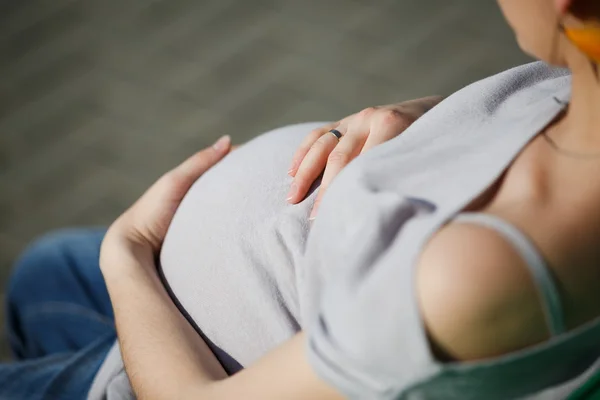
[{"x1": 159, "y1": 122, "x2": 324, "y2": 373}]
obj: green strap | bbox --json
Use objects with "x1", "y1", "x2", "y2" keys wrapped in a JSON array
[{"x1": 568, "y1": 372, "x2": 600, "y2": 400}]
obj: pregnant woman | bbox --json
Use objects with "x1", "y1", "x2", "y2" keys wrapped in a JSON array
[{"x1": 5, "y1": 0, "x2": 600, "y2": 399}]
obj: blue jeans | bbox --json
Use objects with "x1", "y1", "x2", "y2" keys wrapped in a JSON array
[{"x1": 2, "y1": 228, "x2": 116, "y2": 400}]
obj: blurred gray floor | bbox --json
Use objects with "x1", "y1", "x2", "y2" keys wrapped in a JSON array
[{"x1": 0, "y1": 0, "x2": 531, "y2": 359}]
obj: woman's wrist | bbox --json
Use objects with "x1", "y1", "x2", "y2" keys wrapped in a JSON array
[{"x1": 100, "y1": 219, "x2": 156, "y2": 279}]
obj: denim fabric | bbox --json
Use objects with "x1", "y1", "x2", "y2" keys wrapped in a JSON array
[{"x1": 2, "y1": 228, "x2": 115, "y2": 400}]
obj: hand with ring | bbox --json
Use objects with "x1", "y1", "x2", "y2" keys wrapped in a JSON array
[{"x1": 286, "y1": 96, "x2": 444, "y2": 219}]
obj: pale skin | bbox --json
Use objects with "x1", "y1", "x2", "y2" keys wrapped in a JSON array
[{"x1": 100, "y1": 0, "x2": 600, "y2": 398}]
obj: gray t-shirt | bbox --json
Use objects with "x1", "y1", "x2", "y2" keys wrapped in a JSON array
[{"x1": 89, "y1": 62, "x2": 600, "y2": 400}]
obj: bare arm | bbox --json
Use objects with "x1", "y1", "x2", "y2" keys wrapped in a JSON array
[
  {"x1": 99, "y1": 139, "x2": 231, "y2": 399},
  {"x1": 101, "y1": 241, "x2": 226, "y2": 398},
  {"x1": 101, "y1": 239, "x2": 342, "y2": 399}
]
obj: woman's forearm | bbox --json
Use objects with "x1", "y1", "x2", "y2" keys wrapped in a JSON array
[{"x1": 101, "y1": 239, "x2": 227, "y2": 399}]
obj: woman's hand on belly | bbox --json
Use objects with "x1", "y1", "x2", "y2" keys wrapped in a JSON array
[
  {"x1": 101, "y1": 135, "x2": 233, "y2": 262},
  {"x1": 98, "y1": 134, "x2": 345, "y2": 400},
  {"x1": 99, "y1": 136, "x2": 235, "y2": 399},
  {"x1": 286, "y1": 95, "x2": 444, "y2": 219}
]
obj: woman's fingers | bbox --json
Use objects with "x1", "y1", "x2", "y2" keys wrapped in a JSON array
[
  {"x1": 121, "y1": 135, "x2": 232, "y2": 253},
  {"x1": 288, "y1": 123, "x2": 337, "y2": 177},
  {"x1": 150, "y1": 135, "x2": 231, "y2": 208},
  {"x1": 170, "y1": 135, "x2": 232, "y2": 190},
  {"x1": 309, "y1": 132, "x2": 366, "y2": 219},
  {"x1": 287, "y1": 129, "x2": 341, "y2": 204},
  {"x1": 360, "y1": 108, "x2": 412, "y2": 153},
  {"x1": 286, "y1": 99, "x2": 445, "y2": 216}
]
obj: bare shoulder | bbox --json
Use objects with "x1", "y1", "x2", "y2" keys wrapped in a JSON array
[{"x1": 415, "y1": 220, "x2": 550, "y2": 361}]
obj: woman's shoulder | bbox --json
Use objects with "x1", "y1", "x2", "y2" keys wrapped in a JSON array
[{"x1": 416, "y1": 219, "x2": 551, "y2": 361}]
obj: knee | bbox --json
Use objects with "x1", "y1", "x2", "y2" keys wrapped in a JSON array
[{"x1": 7, "y1": 229, "x2": 96, "y2": 302}]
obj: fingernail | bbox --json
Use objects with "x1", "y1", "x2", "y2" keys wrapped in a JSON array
[
  {"x1": 213, "y1": 135, "x2": 231, "y2": 152},
  {"x1": 286, "y1": 182, "x2": 298, "y2": 202}
]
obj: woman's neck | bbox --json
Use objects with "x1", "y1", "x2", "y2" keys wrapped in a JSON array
[{"x1": 556, "y1": 52, "x2": 600, "y2": 149}]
